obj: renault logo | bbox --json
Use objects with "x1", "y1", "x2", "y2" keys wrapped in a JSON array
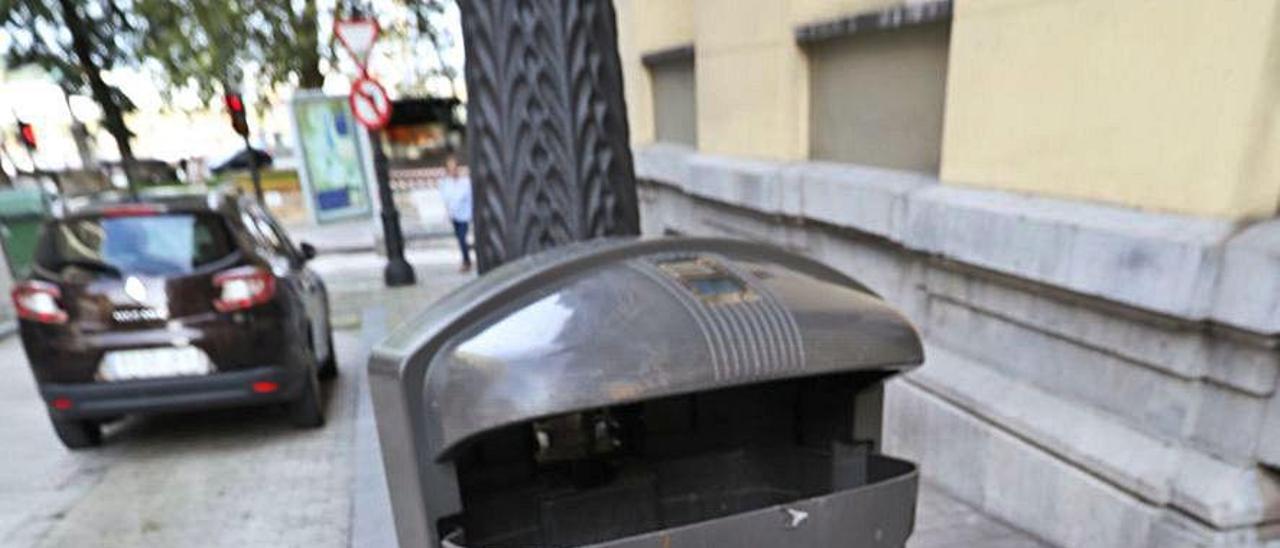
[{"x1": 124, "y1": 276, "x2": 148, "y2": 303}]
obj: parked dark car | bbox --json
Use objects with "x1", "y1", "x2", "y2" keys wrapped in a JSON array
[
  {"x1": 102, "y1": 159, "x2": 182, "y2": 188},
  {"x1": 210, "y1": 148, "x2": 273, "y2": 175},
  {"x1": 12, "y1": 190, "x2": 335, "y2": 449}
]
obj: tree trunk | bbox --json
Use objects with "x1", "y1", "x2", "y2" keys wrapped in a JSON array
[
  {"x1": 57, "y1": 0, "x2": 136, "y2": 189},
  {"x1": 0, "y1": 145, "x2": 12, "y2": 186},
  {"x1": 297, "y1": 0, "x2": 324, "y2": 88},
  {"x1": 64, "y1": 91, "x2": 96, "y2": 169},
  {"x1": 460, "y1": 0, "x2": 640, "y2": 273}
]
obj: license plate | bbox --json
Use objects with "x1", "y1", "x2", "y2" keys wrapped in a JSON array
[{"x1": 98, "y1": 346, "x2": 214, "y2": 381}]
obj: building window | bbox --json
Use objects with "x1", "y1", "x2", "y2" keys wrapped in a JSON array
[
  {"x1": 644, "y1": 45, "x2": 697, "y2": 147},
  {"x1": 800, "y1": 3, "x2": 951, "y2": 173}
]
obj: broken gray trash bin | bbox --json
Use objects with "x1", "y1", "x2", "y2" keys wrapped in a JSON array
[{"x1": 369, "y1": 237, "x2": 924, "y2": 547}]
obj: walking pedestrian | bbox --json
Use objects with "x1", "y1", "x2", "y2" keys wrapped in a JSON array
[{"x1": 438, "y1": 153, "x2": 472, "y2": 271}]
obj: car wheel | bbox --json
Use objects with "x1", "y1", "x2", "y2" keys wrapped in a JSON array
[
  {"x1": 288, "y1": 367, "x2": 325, "y2": 429},
  {"x1": 318, "y1": 327, "x2": 338, "y2": 381},
  {"x1": 51, "y1": 417, "x2": 102, "y2": 449}
]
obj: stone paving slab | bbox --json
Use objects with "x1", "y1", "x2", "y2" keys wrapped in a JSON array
[
  {"x1": 1, "y1": 330, "x2": 365, "y2": 548},
  {"x1": 911, "y1": 482, "x2": 1047, "y2": 548},
  {"x1": 289, "y1": 217, "x2": 453, "y2": 255}
]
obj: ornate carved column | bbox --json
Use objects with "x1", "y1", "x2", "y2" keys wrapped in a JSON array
[{"x1": 459, "y1": 0, "x2": 640, "y2": 273}]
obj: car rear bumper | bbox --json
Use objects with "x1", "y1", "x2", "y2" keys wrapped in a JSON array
[
  {"x1": 39, "y1": 366, "x2": 305, "y2": 420},
  {"x1": 19, "y1": 309, "x2": 291, "y2": 385}
]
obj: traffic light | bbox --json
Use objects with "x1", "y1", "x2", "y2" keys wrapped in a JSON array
[
  {"x1": 224, "y1": 92, "x2": 248, "y2": 137},
  {"x1": 17, "y1": 121, "x2": 36, "y2": 150}
]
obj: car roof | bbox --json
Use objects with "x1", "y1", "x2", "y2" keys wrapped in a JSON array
[{"x1": 56, "y1": 188, "x2": 244, "y2": 220}]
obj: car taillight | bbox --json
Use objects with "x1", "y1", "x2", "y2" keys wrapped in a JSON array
[
  {"x1": 11, "y1": 281, "x2": 67, "y2": 324},
  {"x1": 251, "y1": 381, "x2": 279, "y2": 394},
  {"x1": 212, "y1": 266, "x2": 276, "y2": 312}
]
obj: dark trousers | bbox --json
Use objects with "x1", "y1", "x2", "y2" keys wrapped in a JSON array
[{"x1": 452, "y1": 220, "x2": 471, "y2": 265}]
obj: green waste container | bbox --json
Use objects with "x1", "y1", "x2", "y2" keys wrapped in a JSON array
[{"x1": 0, "y1": 189, "x2": 50, "y2": 279}]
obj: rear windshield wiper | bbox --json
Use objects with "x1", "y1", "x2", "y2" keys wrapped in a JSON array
[{"x1": 57, "y1": 259, "x2": 122, "y2": 277}]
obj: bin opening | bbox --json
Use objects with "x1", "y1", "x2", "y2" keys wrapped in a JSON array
[{"x1": 442, "y1": 371, "x2": 898, "y2": 547}]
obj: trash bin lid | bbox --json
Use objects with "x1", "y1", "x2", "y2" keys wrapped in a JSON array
[{"x1": 370, "y1": 237, "x2": 923, "y2": 461}]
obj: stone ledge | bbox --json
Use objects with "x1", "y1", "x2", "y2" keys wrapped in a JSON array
[
  {"x1": 1171, "y1": 449, "x2": 1280, "y2": 529},
  {"x1": 923, "y1": 278, "x2": 1277, "y2": 464},
  {"x1": 686, "y1": 154, "x2": 797, "y2": 217},
  {"x1": 794, "y1": 161, "x2": 932, "y2": 243},
  {"x1": 906, "y1": 185, "x2": 1233, "y2": 321},
  {"x1": 885, "y1": 377, "x2": 1160, "y2": 546},
  {"x1": 922, "y1": 265, "x2": 1210, "y2": 385},
  {"x1": 926, "y1": 239, "x2": 1274, "y2": 396},
  {"x1": 900, "y1": 348, "x2": 1280, "y2": 531},
  {"x1": 1255, "y1": 390, "x2": 1280, "y2": 470},
  {"x1": 1212, "y1": 219, "x2": 1280, "y2": 334},
  {"x1": 633, "y1": 143, "x2": 694, "y2": 189},
  {"x1": 1151, "y1": 511, "x2": 1280, "y2": 547},
  {"x1": 633, "y1": 144, "x2": 1276, "y2": 335},
  {"x1": 923, "y1": 296, "x2": 1197, "y2": 440},
  {"x1": 908, "y1": 344, "x2": 1179, "y2": 505}
]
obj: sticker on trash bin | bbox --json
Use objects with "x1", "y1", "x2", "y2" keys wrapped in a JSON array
[
  {"x1": 785, "y1": 508, "x2": 809, "y2": 529},
  {"x1": 656, "y1": 257, "x2": 758, "y2": 305}
]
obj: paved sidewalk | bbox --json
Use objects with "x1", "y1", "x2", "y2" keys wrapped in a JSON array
[
  {"x1": 911, "y1": 483, "x2": 1046, "y2": 547},
  {"x1": 312, "y1": 241, "x2": 474, "y2": 548},
  {"x1": 289, "y1": 216, "x2": 452, "y2": 255},
  {"x1": 310, "y1": 243, "x2": 473, "y2": 330}
]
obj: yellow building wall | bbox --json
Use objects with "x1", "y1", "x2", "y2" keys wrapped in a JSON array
[
  {"x1": 696, "y1": 0, "x2": 945, "y2": 160},
  {"x1": 619, "y1": 0, "x2": 921, "y2": 159},
  {"x1": 618, "y1": 0, "x2": 1280, "y2": 219},
  {"x1": 616, "y1": 0, "x2": 695, "y2": 145},
  {"x1": 691, "y1": 0, "x2": 801, "y2": 159},
  {"x1": 942, "y1": 0, "x2": 1280, "y2": 219}
]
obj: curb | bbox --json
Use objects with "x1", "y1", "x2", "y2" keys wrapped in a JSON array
[{"x1": 310, "y1": 229, "x2": 454, "y2": 256}]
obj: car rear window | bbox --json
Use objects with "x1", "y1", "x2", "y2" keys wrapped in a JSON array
[{"x1": 35, "y1": 213, "x2": 237, "y2": 277}]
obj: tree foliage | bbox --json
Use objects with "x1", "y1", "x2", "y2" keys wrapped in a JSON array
[
  {"x1": 390, "y1": 0, "x2": 459, "y2": 99},
  {"x1": 0, "y1": 0, "x2": 142, "y2": 178},
  {"x1": 132, "y1": 0, "x2": 250, "y2": 103},
  {"x1": 136, "y1": 0, "x2": 459, "y2": 107},
  {"x1": 135, "y1": 0, "x2": 325, "y2": 106},
  {"x1": 0, "y1": 0, "x2": 461, "y2": 175},
  {"x1": 255, "y1": 0, "x2": 324, "y2": 90},
  {"x1": 1, "y1": 0, "x2": 137, "y2": 99}
]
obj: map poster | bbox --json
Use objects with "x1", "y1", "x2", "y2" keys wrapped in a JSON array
[{"x1": 290, "y1": 92, "x2": 375, "y2": 223}]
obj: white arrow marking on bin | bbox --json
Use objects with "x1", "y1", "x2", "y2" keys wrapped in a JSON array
[{"x1": 785, "y1": 508, "x2": 809, "y2": 529}]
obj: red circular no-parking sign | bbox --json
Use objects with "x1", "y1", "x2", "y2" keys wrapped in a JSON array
[{"x1": 349, "y1": 76, "x2": 392, "y2": 130}]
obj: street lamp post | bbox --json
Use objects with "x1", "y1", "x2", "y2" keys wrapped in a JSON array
[
  {"x1": 335, "y1": 12, "x2": 414, "y2": 287},
  {"x1": 243, "y1": 133, "x2": 263, "y2": 203},
  {"x1": 371, "y1": 129, "x2": 415, "y2": 286},
  {"x1": 223, "y1": 90, "x2": 262, "y2": 202},
  {"x1": 459, "y1": 0, "x2": 640, "y2": 273}
]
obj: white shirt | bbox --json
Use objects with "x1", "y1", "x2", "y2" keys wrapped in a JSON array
[{"x1": 437, "y1": 175, "x2": 472, "y2": 223}]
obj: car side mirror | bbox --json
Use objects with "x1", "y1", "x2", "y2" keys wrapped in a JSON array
[{"x1": 299, "y1": 242, "x2": 318, "y2": 262}]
